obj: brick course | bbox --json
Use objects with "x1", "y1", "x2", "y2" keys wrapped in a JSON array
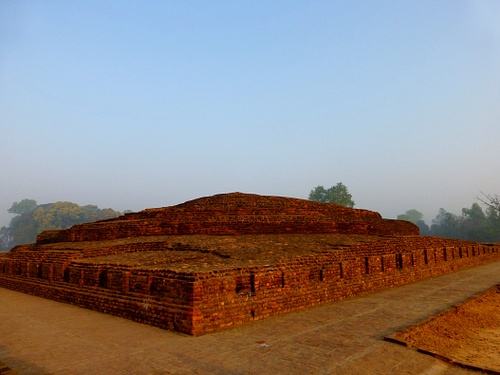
[{"x1": 0, "y1": 193, "x2": 498, "y2": 335}]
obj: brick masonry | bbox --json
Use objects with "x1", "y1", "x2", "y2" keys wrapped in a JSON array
[{"x1": 0, "y1": 192, "x2": 498, "y2": 335}]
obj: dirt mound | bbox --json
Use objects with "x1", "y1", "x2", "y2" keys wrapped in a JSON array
[{"x1": 390, "y1": 285, "x2": 500, "y2": 373}]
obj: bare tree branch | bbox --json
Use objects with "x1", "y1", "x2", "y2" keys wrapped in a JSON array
[{"x1": 477, "y1": 191, "x2": 500, "y2": 212}]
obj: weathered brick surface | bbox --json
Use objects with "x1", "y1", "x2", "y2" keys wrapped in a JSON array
[
  {"x1": 0, "y1": 193, "x2": 499, "y2": 335},
  {"x1": 36, "y1": 193, "x2": 418, "y2": 243}
]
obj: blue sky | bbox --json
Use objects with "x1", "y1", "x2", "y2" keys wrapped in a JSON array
[{"x1": 1, "y1": 0, "x2": 499, "y2": 227}]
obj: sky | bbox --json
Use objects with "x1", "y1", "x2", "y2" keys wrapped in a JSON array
[{"x1": 1, "y1": 0, "x2": 500, "y2": 227}]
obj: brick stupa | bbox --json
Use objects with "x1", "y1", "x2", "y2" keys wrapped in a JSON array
[{"x1": 0, "y1": 193, "x2": 498, "y2": 335}]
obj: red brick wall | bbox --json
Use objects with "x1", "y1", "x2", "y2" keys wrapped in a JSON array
[
  {"x1": 187, "y1": 241, "x2": 500, "y2": 334},
  {"x1": 1, "y1": 237, "x2": 498, "y2": 335},
  {"x1": 0, "y1": 260, "x2": 197, "y2": 334}
]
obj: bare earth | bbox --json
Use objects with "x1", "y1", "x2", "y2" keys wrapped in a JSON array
[{"x1": 393, "y1": 284, "x2": 500, "y2": 372}]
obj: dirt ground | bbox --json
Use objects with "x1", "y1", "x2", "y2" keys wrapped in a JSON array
[{"x1": 394, "y1": 284, "x2": 500, "y2": 372}]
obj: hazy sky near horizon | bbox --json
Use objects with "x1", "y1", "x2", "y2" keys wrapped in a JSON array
[{"x1": 1, "y1": 0, "x2": 500, "y2": 227}]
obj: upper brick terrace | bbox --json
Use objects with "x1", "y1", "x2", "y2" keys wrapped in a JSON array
[{"x1": 36, "y1": 192, "x2": 418, "y2": 243}]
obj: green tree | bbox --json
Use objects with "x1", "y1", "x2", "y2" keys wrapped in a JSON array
[
  {"x1": 33, "y1": 202, "x2": 87, "y2": 232},
  {"x1": 32, "y1": 202, "x2": 121, "y2": 232},
  {"x1": 484, "y1": 206, "x2": 500, "y2": 242},
  {"x1": 5, "y1": 199, "x2": 39, "y2": 246},
  {"x1": 397, "y1": 209, "x2": 429, "y2": 235},
  {"x1": 8, "y1": 199, "x2": 37, "y2": 215},
  {"x1": 4, "y1": 200, "x2": 121, "y2": 249},
  {"x1": 397, "y1": 209, "x2": 423, "y2": 224},
  {"x1": 9, "y1": 213, "x2": 38, "y2": 246},
  {"x1": 461, "y1": 203, "x2": 487, "y2": 241},
  {"x1": 309, "y1": 183, "x2": 355, "y2": 207},
  {"x1": 431, "y1": 208, "x2": 460, "y2": 239},
  {"x1": 0, "y1": 226, "x2": 13, "y2": 251}
]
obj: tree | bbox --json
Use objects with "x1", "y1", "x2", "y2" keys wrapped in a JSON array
[
  {"x1": 0, "y1": 226, "x2": 13, "y2": 251},
  {"x1": 33, "y1": 202, "x2": 87, "y2": 232},
  {"x1": 8, "y1": 199, "x2": 37, "y2": 215},
  {"x1": 32, "y1": 201, "x2": 121, "y2": 233},
  {"x1": 461, "y1": 203, "x2": 487, "y2": 241},
  {"x1": 484, "y1": 206, "x2": 500, "y2": 242},
  {"x1": 397, "y1": 209, "x2": 423, "y2": 224},
  {"x1": 397, "y1": 209, "x2": 429, "y2": 235},
  {"x1": 429, "y1": 202, "x2": 500, "y2": 241},
  {"x1": 9, "y1": 213, "x2": 38, "y2": 246},
  {"x1": 309, "y1": 183, "x2": 355, "y2": 207},
  {"x1": 431, "y1": 208, "x2": 460, "y2": 239},
  {"x1": 3, "y1": 199, "x2": 122, "y2": 249}
]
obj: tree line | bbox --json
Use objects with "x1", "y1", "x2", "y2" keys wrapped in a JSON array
[
  {"x1": 397, "y1": 204, "x2": 500, "y2": 242},
  {"x1": 0, "y1": 199, "x2": 122, "y2": 251},
  {"x1": 310, "y1": 184, "x2": 500, "y2": 243}
]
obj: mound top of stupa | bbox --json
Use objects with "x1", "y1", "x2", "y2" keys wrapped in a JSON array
[{"x1": 36, "y1": 192, "x2": 418, "y2": 244}]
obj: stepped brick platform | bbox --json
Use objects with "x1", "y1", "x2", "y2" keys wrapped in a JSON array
[{"x1": 0, "y1": 192, "x2": 499, "y2": 335}]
